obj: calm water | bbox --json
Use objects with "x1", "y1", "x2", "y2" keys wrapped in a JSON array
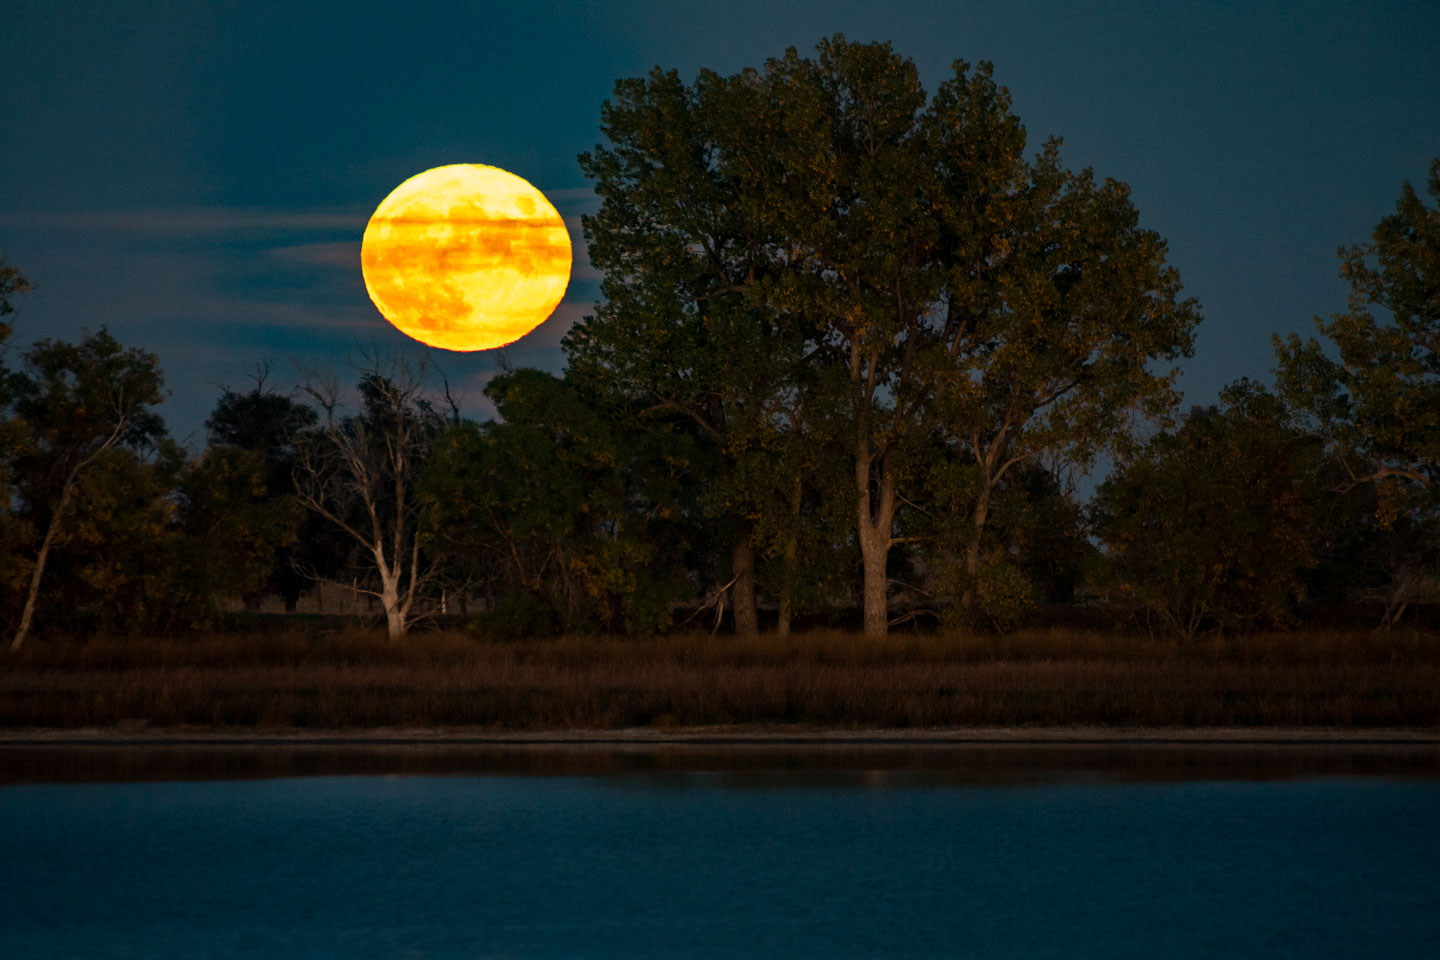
[{"x1": 2, "y1": 746, "x2": 1438, "y2": 958}]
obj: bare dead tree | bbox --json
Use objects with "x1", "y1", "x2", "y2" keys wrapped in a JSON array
[{"x1": 294, "y1": 352, "x2": 448, "y2": 640}]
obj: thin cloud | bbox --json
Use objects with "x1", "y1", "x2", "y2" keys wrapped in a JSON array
[
  {"x1": 269, "y1": 218, "x2": 603, "y2": 282},
  {"x1": 269, "y1": 241, "x2": 362, "y2": 268},
  {"x1": 0, "y1": 208, "x2": 368, "y2": 234}
]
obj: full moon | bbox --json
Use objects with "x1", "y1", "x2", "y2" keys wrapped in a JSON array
[{"x1": 360, "y1": 164, "x2": 571, "y2": 352}]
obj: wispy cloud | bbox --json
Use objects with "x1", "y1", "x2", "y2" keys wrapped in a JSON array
[
  {"x1": 267, "y1": 215, "x2": 603, "y2": 281},
  {"x1": 268, "y1": 241, "x2": 362, "y2": 269},
  {"x1": 3, "y1": 201, "x2": 585, "y2": 442},
  {"x1": 0, "y1": 208, "x2": 368, "y2": 235}
]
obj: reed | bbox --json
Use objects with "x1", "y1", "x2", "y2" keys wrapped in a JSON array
[{"x1": 2, "y1": 626, "x2": 1436, "y2": 730}]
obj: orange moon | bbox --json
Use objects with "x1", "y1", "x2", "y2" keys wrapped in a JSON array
[{"x1": 360, "y1": 164, "x2": 571, "y2": 351}]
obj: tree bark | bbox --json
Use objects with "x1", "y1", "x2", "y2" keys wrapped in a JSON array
[
  {"x1": 960, "y1": 485, "x2": 992, "y2": 612},
  {"x1": 376, "y1": 550, "x2": 407, "y2": 641},
  {"x1": 10, "y1": 488, "x2": 70, "y2": 652},
  {"x1": 731, "y1": 535, "x2": 759, "y2": 637},
  {"x1": 11, "y1": 432, "x2": 124, "y2": 651},
  {"x1": 776, "y1": 474, "x2": 803, "y2": 640},
  {"x1": 859, "y1": 526, "x2": 889, "y2": 639},
  {"x1": 857, "y1": 456, "x2": 895, "y2": 640}
]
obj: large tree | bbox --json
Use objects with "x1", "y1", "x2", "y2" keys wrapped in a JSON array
[
  {"x1": 0, "y1": 259, "x2": 32, "y2": 613},
  {"x1": 1275, "y1": 158, "x2": 1439, "y2": 614},
  {"x1": 5, "y1": 330, "x2": 167, "y2": 649},
  {"x1": 295, "y1": 355, "x2": 451, "y2": 640},
  {"x1": 569, "y1": 64, "x2": 818, "y2": 636},
  {"x1": 578, "y1": 38, "x2": 1198, "y2": 637},
  {"x1": 1090, "y1": 382, "x2": 1321, "y2": 640},
  {"x1": 204, "y1": 373, "x2": 326, "y2": 611},
  {"x1": 425, "y1": 369, "x2": 692, "y2": 635}
]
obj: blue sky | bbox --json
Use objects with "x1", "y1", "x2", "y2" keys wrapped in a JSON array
[{"x1": 2, "y1": 0, "x2": 1436, "y2": 446}]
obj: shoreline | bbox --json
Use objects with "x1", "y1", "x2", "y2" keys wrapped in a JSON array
[{"x1": 5, "y1": 726, "x2": 1440, "y2": 746}]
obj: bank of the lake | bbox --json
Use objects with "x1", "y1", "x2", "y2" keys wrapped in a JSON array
[{"x1": 3, "y1": 626, "x2": 1438, "y2": 731}]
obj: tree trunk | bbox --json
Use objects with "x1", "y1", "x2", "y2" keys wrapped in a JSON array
[
  {"x1": 776, "y1": 474, "x2": 804, "y2": 640},
  {"x1": 11, "y1": 508, "x2": 62, "y2": 652},
  {"x1": 376, "y1": 553, "x2": 407, "y2": 641},
  {"x1": 10, "y1": 480, "x2": 77, "y2": 653},
  {"x1": 384, "y1": 604, "x2": 406, "y2": 641},
  {"x1": 857, "y1": 459, "x2": 894, "y2": 640},
  {"x1": 859, "y1": 523, "x2": 889, "y2": 639},
  {"x1": 960, "y1": 486, "x2": 992, "y2": 612},
  {"x1": 731, "y1": 535, "x2": 759, "y2": 638}
]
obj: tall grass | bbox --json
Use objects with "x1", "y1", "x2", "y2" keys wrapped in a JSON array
[{"x1": 2, "y1": 626, "x2": 1437, "y2": 729}]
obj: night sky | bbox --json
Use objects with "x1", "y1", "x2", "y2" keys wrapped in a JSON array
[{"x1": 2, "y1": 0, "x2": 1436, "y2": 447}]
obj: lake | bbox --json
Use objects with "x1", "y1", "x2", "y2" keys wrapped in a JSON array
[{"x1": 2, "y1": 743, "x2": 1438, "y2": 958}]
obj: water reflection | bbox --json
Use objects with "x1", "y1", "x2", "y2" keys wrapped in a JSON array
[{"x1": 2, "y1": 741, "x2": 1437, "y2": 785}]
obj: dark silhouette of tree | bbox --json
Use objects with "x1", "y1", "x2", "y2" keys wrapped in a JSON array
[
  {"x1": 6, "y1": 330, "x2": 167, "y2": 649},
  {"x1": 576, "y1": 37, "x2": 1198, "y2": 637},
  {"x1": 1090, "y1": 382, "x2": 1321, "y2": 640},
  {"x1": 295, "y1": 354, "x2": 449, "y2": 640},
  {"x1": 204, "y1": 370, "x2": 324, "y2": 611},
  {"x1": 425, "y1": 369, "x2": 692, "y2": 635},
  {"x1": 1275, "y1": 157, "x2": 1439, "y2": 623},
  {"x1": 569, "y1": 63, "x2": 821, "y2": 636}
]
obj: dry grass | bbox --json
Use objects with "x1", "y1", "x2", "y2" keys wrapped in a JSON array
[{"x1": 2, "y1": 625, "x2": 1438, "y2": 730}]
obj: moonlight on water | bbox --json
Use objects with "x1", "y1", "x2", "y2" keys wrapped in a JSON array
[{"x1": 360, "y1": 164, "x2": 572, "y2": 352}]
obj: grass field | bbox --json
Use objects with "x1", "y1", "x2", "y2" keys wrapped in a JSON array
[{"x1": 3, "y1": 625, "x2": 1438, "y2": 730}]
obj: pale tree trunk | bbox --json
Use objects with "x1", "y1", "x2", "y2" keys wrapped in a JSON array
[
  {"x1": 375, "y1": 549, "x2": 407, "y2": 641},
  {"x1": 10, "y1": 492, "x2": 68, "y2": 652},
  {"x1": 852, "y1": 341, "x2": 895, "y2": 640},
  {"x1": 384, "y1": 604, "x2": 405, "y2": 641},
  {"x1": 10, "y1": 469, "x2": 86, "y2": 652},
  {"x1": 859, "y1": 528, "x2": 890, "y2": 638},
  {"x1": 11, "y1": 426, "x2": 126, "y2": 652},
  {"x1": 731, "y1": 536, "x2": 759, "y2": 638}
]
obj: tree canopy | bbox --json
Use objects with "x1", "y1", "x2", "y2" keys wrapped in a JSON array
[{"x1": 571, "y1": 36, "x2": 1200, "y2": 636}]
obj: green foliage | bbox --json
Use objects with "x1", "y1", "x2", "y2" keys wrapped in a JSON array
[
  {"x1": 469, "y1": 590, "x2": 559, "y2": 642},
  {"x1": 1274, "y1": 157, "x2": 1439, "y2": 622},
  {"x1": 2, "y1": 329, "x2": 170, "y2": 641},
  {"x1": 915, "y1": 458, "x2": 1087, "y2": 628},
  {"x1": 0, "y1": 258, "x2": 30, "y2": 609},
  {"x1": 43, "y1": 442, "x2": 190, "y2": 632},
  {"x1": 6, "y1": 329, "x2": 168, "y2": 471},
  {"x1": 569, "y1": 56, "x2": 826, "y2": 631},
  {"x1": 175, "y1": 445, "x2": 304, "y2": 612},
  {"x1": 969, "y1": 552, "x2": 1038, "y2": 632},
  {"x1": 0, "y1": 254, "x2": 30, "y2": 330},
  {"x1": 573, "y1": 36, "x2": 1200, "y2": 634},
  {"x1": 425, "y1": 370, "x2": 690, "y2": 636},
  {"x1": 1090, "y1": 382, "x2": 1322, "y2": 639},
  {"x1": 205, "y1": 382, "x2": 327, "y2": 609}
]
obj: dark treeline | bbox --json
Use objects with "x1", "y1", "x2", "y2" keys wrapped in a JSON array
[{"x1": 1, "y1": 39, "x2": 1435, "y2": 649}]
